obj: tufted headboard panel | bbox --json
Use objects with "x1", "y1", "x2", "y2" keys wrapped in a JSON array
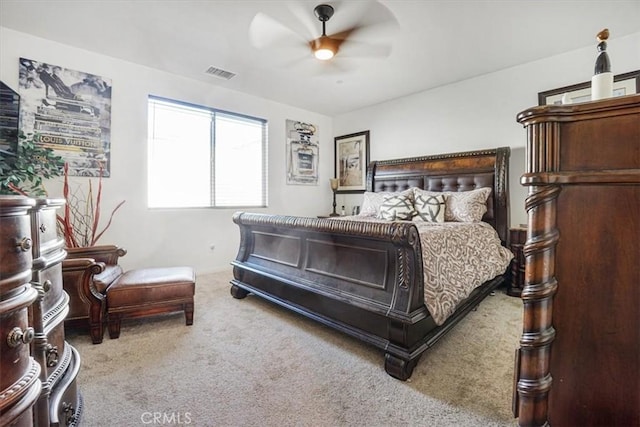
[{"x1": 366, "y1": 147, "x2": 510, "y2": 245}]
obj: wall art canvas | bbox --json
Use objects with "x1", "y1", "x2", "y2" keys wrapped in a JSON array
[
  {"x1": 18, "y1": 57, "x2": 112, "y2": 177},
  {"x1": 286, "y1": 119, "x2": 319, "y2": 185},
  {"x1": 0, "y1": 81, "x2": 20, "y2": 153}
]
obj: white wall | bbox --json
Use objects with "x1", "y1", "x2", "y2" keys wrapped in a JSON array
[
  {"x1": 0, "y1": 27, "x2": 334, "y2": 274},
  {"x1": 2, "y1": 27, "x2": 639, "y2": 273},
  {"x1": 333, "y1": 32, "x2": 640, "y2": 227}
]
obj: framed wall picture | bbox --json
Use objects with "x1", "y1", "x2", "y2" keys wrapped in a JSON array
[
  {"x1": 334, "y1": 130, "x2": 369, "y2": 193},
  {"x1": 538, "y1": 69, "x2": 639, "y2": 105}
]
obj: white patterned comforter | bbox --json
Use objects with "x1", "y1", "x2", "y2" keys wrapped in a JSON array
[
  {"x1": 338, "y1": 217, "x2": 513, "y2": 325},
  {"x1": 412, "y1": 221, "x2": 513, "y2": 325}
]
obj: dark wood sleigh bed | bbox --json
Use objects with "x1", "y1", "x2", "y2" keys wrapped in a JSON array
[{"x1": 230, "y1": 147, "x2": 511, "y2": 380}]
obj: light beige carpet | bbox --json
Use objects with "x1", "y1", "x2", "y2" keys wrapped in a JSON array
[{"x1": 67, "y1": 269, "x2": 523, "y2": 426}]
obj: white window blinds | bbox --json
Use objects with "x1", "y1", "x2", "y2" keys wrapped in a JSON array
[{"x1": 148, "y1": 97, "x2": 267, "y2": 208}]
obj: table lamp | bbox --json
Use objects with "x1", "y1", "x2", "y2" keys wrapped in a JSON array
[{"x1": 329, "y1": 178, "x2": 339, "y2": 216}]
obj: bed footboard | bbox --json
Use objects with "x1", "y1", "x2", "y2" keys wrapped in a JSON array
[{"x1": 231, "y1": 212, "x2": 437, "y2": 379}]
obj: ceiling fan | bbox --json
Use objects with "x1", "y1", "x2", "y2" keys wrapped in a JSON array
[{"x1": 249, "y1": 1, "x2": 398, "y2": 72}]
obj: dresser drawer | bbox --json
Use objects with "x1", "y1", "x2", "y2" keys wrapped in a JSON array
[
  {"x1": 50, "y1": 346, "x2": 82, "y2": 427},
  {"x1": 0, "y1": 405, "x2": 35, "y2": 427},
  {"x1": 0, "y1": 372, "x2": 41, "y2": 427},
  {"x1": 41, "y1": 263, "x2": 64, "y2": 315},
  {"x1": 0, "y1": 306, "x2": 35, "y2": 392},
  {"x1": 43, "y1": 316, "x2": 69, "y2": 380},
  {"x1": 32, "y1": 203, "x2": 61, "y2": 253},
  {"x1": 0, "y1": 214, "x2": 33, "y2": 293}
]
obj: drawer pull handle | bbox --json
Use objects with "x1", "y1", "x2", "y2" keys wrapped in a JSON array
[
  {"x1": 32, "y1": 280, "x2": 52, "y2": 296},
  {"x1": 45, "y1": 343, "x2": 59, "y2": 367},
  {"x1": 62, "y1": 402, "x2": 77, "y2": 426},
  {"x1": 7, "y1": 327, "x2": 35, "y2": 348},
  {"x1": 16, "y1": 237, "x2": 32, "y2": 252},
  {"x1": 40, "y1": 223, "x2": 47, "y2": 233}
]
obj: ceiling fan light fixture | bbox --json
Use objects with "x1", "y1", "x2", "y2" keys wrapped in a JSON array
[
  {"x1": 312, "y1": 4, "x2": 337, "y2": 61},
  {"x1": 313, "y1": 36, "x2": 336, "y2": 60}
]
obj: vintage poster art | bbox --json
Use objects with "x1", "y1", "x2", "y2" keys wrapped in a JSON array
[
  {"x1": 334, "y1": 130, "x2": 369, "y2": 193},
  {"x1": 18, "y1": 58, "x2": 112, "y2": 177},
  {"x1": 286, "y1": 119, "x2": 319, "y2": 185}
]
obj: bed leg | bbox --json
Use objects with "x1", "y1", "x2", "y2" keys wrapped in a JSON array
[
  {"x1": 384, "y1": 353, "x2": 419, "y2": 381},
  {"x1": 230, "y1": 284, "x2": 249, "y2": 299}
]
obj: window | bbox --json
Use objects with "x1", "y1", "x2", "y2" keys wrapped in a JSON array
[{"x1": 147, "y1": 96, "x2": 267, "y2": 208}]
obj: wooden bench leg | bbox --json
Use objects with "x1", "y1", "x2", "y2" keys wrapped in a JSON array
[
  {"x1": 185, "y1": 301, "x2": 194, "y2": 326},
  {"x1": 108, "y1": 314, "x2": 122, "y2": 339},
  {"x1": 89, "y1": 322, "x2": 104, "y2": 344}
]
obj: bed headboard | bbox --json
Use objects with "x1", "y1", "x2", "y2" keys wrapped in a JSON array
[{"x1": 366, "y1": 147, "x2": 510, "y2": 245}]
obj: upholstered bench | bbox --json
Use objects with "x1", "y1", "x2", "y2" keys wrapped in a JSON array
[{"x1": 106, "y1": 266, "x2": 195, "y2": 339}]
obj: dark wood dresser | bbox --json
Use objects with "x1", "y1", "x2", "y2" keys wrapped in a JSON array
[
  {"x1": 0, "y1": 196, "x2": 82, "y2": 426},
  {"x1": 513, "y1": 94, "x2": 639, "y2": 426}
]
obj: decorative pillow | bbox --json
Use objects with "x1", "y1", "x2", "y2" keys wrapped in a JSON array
[
  {"x1": 413, "y1": 187, "x2": 491, "y2": 222},
  {"x1": 378, "y1": 194, "x2": 415, "y2": 221},
  {"x1": 413, "y1": 193, "x2": 447, "y2": 223},
  {"x1": 359, "y1": 189, "x2": 414, "y2": 217},
  {"x1": 446, "y1": 187, "x2": 491, "y2": 222}
]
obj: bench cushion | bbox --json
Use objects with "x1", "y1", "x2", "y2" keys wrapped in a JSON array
[{"x1": 107, "y1": 266, "x2": 195, "y2": 309}]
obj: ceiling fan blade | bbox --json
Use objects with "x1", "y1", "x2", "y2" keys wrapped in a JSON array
[
  {"x1": 287, "y1": 1, "x2": 324, "y2": 41},
  {"x1": 324, "y1": 2, "x2": 399, "y2": 59},
  {"x1": 328, "y1": 0, "x2": 399, "y2": 39},
  {"x1": 330, "y1": 26, "x2": 358, "y2": 42},
  {"x1": 337, "y1": 39, "x2": 393, "y2": 59},
  {"x1": 249, "y1": 12, "x2": 309, "y2": 50}
]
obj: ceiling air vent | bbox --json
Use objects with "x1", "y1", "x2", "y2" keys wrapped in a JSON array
[{"x1": 205, "y1": 66, "x2": 236, "y2": 80}]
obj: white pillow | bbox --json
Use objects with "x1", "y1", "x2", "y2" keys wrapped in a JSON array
[
  {"x1": 378, "y1": 193, "x2": 415, "y2": 221},
  {"x1": 359, "y1": 189, "x2": 414, "y2": 217},
  {"x1": 413, "y1": 187, "x2": 491, "y2": 222},
  {"x1": 413, "y1": 193, "x2": 447, "y2": 223}
]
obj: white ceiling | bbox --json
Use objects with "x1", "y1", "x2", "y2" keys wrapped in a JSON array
[{"x1": 1, "y1": 0, "x2": 639, "y2": 116}]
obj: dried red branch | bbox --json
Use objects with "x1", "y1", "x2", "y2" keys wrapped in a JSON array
[
  {"x1": 92, "y1": 166, "x2": 103, "y2": 242},
  {"x1": 8, "y1": 183, "x2": 29, "y2": 196},
  {"x1": 57, "y1": 162, "x2": 124, "y2": 248},
  {"x1": 91, "y1": 199, "x2": 126, "y2": 246},
  {"x1": 60, "y1": 163, "x2": 79, "y2": 247}
]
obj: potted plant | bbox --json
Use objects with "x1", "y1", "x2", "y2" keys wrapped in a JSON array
[{"x1": 0, "y1": 132, "x2": 65, "y2": 196}]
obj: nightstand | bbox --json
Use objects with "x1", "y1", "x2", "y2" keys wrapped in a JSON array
[{"x1": 507, "y1": 226, "x2": 527, "y2": 297}]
